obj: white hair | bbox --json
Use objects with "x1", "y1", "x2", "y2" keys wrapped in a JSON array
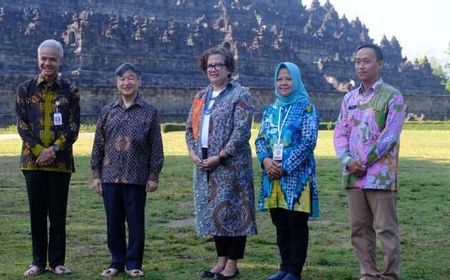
[{"x1": 38, "y1": 39, "x2": 64, "y2": 58}]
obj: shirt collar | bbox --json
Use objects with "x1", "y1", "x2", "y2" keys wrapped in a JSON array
[
  {"x1": 37, "y1": 73, "x2": 63, "y2": 88},
  {"x1": 358, "y1": 78, "x2": 383, "y2": 95},
  {"x1": 112, "y1": 94, "x2": 143, "y2": 108},
  {"x1": 207, "y1": 79, "x2": 233, "y2": 94}
]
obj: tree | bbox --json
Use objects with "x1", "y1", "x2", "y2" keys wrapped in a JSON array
[
  {"x1": 423, "y1": 54, "x2": 449, "y2": 94},
  {"x1": 446, "y1": 42, "x2": 450, "y2": 92},
  {"x1": 427, "y1": 57, "x2": 446, "y2": 80}
]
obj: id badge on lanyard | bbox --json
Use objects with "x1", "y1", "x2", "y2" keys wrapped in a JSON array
[
  {"x1": 53, "y1": 100, "x2": 63, "y2": 126},
  {"x1": 273, "y1": 143, "x2": 284, "y2": 160},
  {"x1": 273, "y1": 106, "x2": 291, "y2": 161}
]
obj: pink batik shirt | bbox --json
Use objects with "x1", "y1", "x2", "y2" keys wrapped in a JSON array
[{"x1": 333, "y1": 79, "x2": 407, "y2": 190}]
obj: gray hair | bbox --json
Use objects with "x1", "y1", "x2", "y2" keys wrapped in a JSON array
[{"x1": 38, "y1": 39, "x2": 64, "y2": 58}]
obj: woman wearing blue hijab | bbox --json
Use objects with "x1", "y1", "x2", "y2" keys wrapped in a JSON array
[{"x1": 255, "y1": 62, "x2": 320, "y2": 280}]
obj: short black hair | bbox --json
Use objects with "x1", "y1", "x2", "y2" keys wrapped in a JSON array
[
  {"x1": 115, "y1": 63, "x2": 141, "y2": 77},
  {"x1": 357, "y1": 44, "x2": 383, "y2": 61}
]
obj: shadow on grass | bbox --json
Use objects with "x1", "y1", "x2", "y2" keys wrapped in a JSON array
[{"x1": 0, "y1": 155, "x2": 448, "y2": 279}]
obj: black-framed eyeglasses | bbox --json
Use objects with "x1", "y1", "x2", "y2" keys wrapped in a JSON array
[{"x1": 207, "y1": 63, "x2": 225, "y2": 71}]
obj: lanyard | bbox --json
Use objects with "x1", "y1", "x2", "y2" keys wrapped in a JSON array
[
  {"x1": 203, "y1": 87, "x2": 224, "y2": 115},
  {"x1": 277, "y1": 105, "x2": 292, "y2": 144},
  {"x1": 203, "y1": 89, "x2": 214, "y2": 115}
]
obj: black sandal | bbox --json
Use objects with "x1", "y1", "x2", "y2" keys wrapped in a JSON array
[{"x1": 200, "y1": 270, "x2": 217, "y2": 278}]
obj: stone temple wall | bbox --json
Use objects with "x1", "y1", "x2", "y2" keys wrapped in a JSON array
[
  {"x1": 1, "y1": 86, "x2": 448, "y2": 126},
  {"x1": 0, "y1": 0, "x2": 446, "y2": 94},
  {"x1": 0, "y1": 0, "x2": 448, "y2": 125}
]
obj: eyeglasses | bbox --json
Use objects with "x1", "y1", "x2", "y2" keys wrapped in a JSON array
[{"x1": 207, "y1": 63, "x2": 225, "y2": 71}]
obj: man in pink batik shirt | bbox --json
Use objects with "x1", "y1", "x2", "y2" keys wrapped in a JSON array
[{"x1": 334, "y1": 44, "x2": 406, "y2": 280}]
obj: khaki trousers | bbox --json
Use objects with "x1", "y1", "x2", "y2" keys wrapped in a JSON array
[{"x1": 347, "y1": 189, "x2": 400, "y2": 280}]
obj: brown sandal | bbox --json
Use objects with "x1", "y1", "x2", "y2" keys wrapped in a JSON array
[
  {"x1": 50, "y1": 265, "x2": 72, "y2": 275},
  {"x1": 101, "y1": 268, "x2": 120, "y2": 277},
  {"x1": 125, "y1": 268, "x2": 145, "y2": 277},
  {"x1": 23, "y1": 265, "x2": 46, "y2": 277}
]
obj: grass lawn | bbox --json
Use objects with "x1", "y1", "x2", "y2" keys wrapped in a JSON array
[{"x1": 0, "y1": 130, "x2": 449, "y2": 280}]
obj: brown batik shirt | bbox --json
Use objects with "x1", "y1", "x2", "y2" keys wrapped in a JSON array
[
  {"x1": 90, "y1": 95, "x2": 164, "y2": 185},
  {"x1": 16, "y1": 74, "x2": 80, "y2": 172}
]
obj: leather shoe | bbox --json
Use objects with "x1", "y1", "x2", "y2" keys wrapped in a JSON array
[
  {"x1": 266, "y1": 271, "x2": 287, "y2": 280},
  {"x1": 213, "y1": 269, "x2": 239, "y2": 279},
  {"x1": 283, "y1": 273, "x2": 301, "y2": 280},
  {"x1": 200, "y1": 270, "x2": 217, "y2": 278}
]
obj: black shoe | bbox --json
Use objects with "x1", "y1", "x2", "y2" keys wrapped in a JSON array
[
  {"x1": 266, "y1": 271, "x2": 287, "y2": 280},
  {"x1": 283, "y1": 273, "x2": 300, "y2": 280},
  {"x1": 213, "y1": 269, "x2": 239, "y2": 280},
  {"x1": 200, "y1": 270, "x2": 217, "y2": 278}
]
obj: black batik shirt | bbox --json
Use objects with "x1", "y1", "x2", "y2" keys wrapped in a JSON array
[{"x1": 90, "y1": 95, "x2": 164, "y2": 185}]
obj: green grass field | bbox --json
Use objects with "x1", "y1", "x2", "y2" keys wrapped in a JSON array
[{"x1": 0, "y1": 130, "x2": 449, "y2": 280}]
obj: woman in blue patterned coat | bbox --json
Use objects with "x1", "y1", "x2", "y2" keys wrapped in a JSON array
[
  {"x1": 255, "y1": 62, "x2": 320, "y2": 280},
  {"x1": 185, "y1": 46, "x2": 257, "y2": 280}
]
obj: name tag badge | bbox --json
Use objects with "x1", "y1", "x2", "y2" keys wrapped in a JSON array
[
  {"x1": 53, "y1": 112, "x2": 63, "y2": 126},
  {"x1": 273, "y1": 143, "x2": 284, "y2": 161},
  {"x1": 348, "y1": 105, "x2": 357, "y2": 110}
]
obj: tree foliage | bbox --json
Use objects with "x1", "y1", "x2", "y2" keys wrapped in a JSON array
[
  {"x1": 446, "y1": 42, "x2": 450, "y2": 92},
  {"x1": 424, "y1": 44, "x2": 450, "y2": 94}
]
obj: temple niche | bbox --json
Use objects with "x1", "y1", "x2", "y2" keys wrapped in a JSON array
[{"x1": 0, "y1": 0, "x2": 446, "y2": 94}]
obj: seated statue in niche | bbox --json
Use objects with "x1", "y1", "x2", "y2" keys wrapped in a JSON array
[
  {"x1": 79, "y1": 10, "x2": 90, "y2": 27},
  {"x1": 186, "y1": 15, "x2": 208, "y2": 48},
  {"x1": 161, "y1": 20, "x2": 176, "y2": 43},
  {"x1": 24, "y1": 8, "x2": 41, "y2": 36},
  {"x1": 132, "y1": 15, "x2": 141, "y2": 40},
  {"x1": 272, "y1": 31, "x2": 284, "y2": 50},
  {"x1": 105, "y1": 12, "x2": 119, "y2": 39},
  {"x1": 132, "y1": 15, "x2": 149, "y2": 41},
  {"x1": 62, "y1": 12, "x2": 80, "y2": 51},
  {"x1": 0, "y1": 7, "x2": 4, "y2": 23}
]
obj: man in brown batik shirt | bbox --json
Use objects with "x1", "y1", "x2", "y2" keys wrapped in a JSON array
[{"x1": 16, "y1": 39, "x2": 80, "y2": 277}]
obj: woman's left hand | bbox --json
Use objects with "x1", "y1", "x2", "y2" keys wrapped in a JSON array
[
  {"x1": 263, "y1": 158, "x2": 284, "y2": 179},
  {"x1": 198, "y1": 156, "x2": 220, "y2": 171}
]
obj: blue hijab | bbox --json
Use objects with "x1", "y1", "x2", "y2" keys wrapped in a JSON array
[{"x1": 274, "y1": 62, "x2": 310, "y2": 107}]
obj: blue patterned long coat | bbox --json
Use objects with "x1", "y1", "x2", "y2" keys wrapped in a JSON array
[{"x1": 185, "y1": 80, "x2": 257, "y2": 237}]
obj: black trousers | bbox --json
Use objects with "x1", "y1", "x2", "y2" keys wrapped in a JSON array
[
  {"x1": 213, "y1": 236, "x2": 247, "y2": 260},
  {"x1": 102, "y1": 183, "x2": 147, "y2": 270},
  {"x1": 23, "y1": 170, "x2": 71, "y2": 269},
  {"x1": 270, "y1": 208, "x2": 309, "y2": 277}
]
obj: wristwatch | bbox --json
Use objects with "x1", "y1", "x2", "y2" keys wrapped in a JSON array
[{"x1": 52, "y1": 144, "x2": 61, "y2": 152}]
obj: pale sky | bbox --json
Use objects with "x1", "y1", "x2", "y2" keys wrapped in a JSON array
[{"x1": 303, "y1": 0, "x2": 450, "y2": 67}]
